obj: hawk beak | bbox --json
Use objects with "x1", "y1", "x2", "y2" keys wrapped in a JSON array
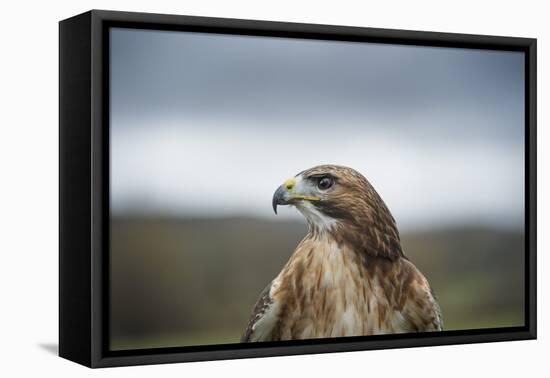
[
  {"x1": 272, "y1": 179, "x2": 321, "y2": 214},
  {"x1": 272, "y1": 185, "x2": 290, "y2": 214}
]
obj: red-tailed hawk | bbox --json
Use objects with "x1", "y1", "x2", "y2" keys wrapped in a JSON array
[{"x1": 242, "y1": 165, "x2": 442, "y2": 342}]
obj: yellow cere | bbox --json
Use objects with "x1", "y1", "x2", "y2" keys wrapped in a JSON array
[{"x1": 284, "y1": 178, "x2": 296, "y2": 190}]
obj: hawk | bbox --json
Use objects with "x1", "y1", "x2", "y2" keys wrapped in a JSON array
[{"x1": 242, "y1": 165, "x2": 442, "y2": 342}]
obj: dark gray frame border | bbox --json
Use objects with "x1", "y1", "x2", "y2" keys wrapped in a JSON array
[{"x1": 59, "y1": 9, "x2": 537, "y2": 368}]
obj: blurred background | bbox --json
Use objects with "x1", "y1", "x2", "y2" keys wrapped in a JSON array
[{"x1": 109, "y1": 28, "x2": 525, "y2": 350}]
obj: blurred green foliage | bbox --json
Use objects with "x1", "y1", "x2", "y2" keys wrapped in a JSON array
[{"x1": 110, "y1": 217, "x2": 524, "y2": 350}]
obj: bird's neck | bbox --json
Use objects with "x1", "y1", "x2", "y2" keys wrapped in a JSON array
[
  {"x1": 306, "y1": 218, "x2": 404, "y2": 261},
  {"x1": 297, "y1": 197, "x2": 404, "y2": 261}
]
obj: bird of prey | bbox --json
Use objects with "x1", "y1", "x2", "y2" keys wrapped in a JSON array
[{"x1": 242, "y1": 165, "x2": 442, "y2": 342}]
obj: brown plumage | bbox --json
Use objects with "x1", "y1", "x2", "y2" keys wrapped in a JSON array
[{"x1": 242, "y1": 165, "x2": 442, "y2": 342}]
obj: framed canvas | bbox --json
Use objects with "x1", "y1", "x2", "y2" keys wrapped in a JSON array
[{"x1": 59, "y1": 10, "x2": 537, "y2": 368}]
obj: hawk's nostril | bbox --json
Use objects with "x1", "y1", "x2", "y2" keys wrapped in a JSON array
[{"x1": 283, "y1": 178, "x2": 296, "y2": 191}]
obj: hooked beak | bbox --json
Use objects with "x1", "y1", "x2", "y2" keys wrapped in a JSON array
[
  {"x1": 272, "y1": 185, "x2": 290, "y2": 214},
  {"x1": 272, "y1": 178, "x2": 321, "y2": 214}
]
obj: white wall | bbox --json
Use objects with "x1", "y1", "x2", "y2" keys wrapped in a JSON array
[{"x1": 0, "y1": 0, "x2": 546, "y2": 376}]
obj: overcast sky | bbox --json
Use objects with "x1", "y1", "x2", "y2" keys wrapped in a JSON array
[{"x1": 110, "y1": 27, "x2": 525, "y2": 231}]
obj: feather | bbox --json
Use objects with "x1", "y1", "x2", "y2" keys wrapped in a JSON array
[{"x1": 241, "y1": 281, "x2": 280, "y2": 342}]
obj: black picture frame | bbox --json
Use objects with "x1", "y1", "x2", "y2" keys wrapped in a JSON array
[{"x1": 59, "y1": 9, "x2": 537, "y2": 368}]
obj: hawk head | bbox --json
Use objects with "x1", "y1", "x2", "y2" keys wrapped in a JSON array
[{"x1": 272, "y1": 164, "x2": 404, "y2": 260}]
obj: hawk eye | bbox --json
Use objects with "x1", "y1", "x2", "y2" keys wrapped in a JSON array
[{"x1": 317, "y1": 176, "x2": 334, "y2": 190}]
